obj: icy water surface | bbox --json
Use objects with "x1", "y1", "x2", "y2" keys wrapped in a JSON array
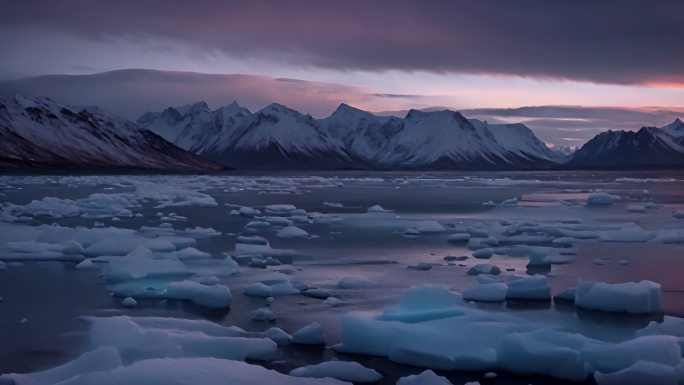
[{"x1": 1, "y1": 170, "x2": 684, "y2": 384}]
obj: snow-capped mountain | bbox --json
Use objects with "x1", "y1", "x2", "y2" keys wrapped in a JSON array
[
  {"x1": 548, "y1": 145, "x2": 577, "y2": 162},
  {"x1": 568, "y1": 120, "x2": 684, "y2": 168},
  {"x1": 0, "y1": 96, "x2": 222, "y2": 170},
  {"x1": 139, "y1": 102, "x2": 558, "y2": 170},
  {"x1": 469, "y1": 119, "x2": 556, "y2": 164},
  {"x1": 141, "y1": 101, "x2": 354, "y2": 169},
  {"x1": 319, "y1": 103, "x2": 403, "y2": 162},
  {"x1": 137, "y1": 101, "x2": 252, "y2": 153},
  {"x1": 199, "y1": 103, "x2": 353, "y2": 169},
  {"x1": 662, "y1": 118, "x2": 684, "y2": 137}
]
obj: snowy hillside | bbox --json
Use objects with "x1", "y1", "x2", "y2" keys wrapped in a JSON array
[
  {"x1": 200, "y1": 103, "x2": 354, "y2": 169},
  {"x1": 568, "y1": 120, "x2": 684, "y2": 168},
  {"x1": 140, "y1": 102, "x2": 557, "y2": 170},
  {"x1": 0, "y1": 96, "x2": 222, "y2": 171},
  {"x1": 319, "y1": 103, "x2": 403, "y2": 162},
  {"x1": 470, "y1": 119, "x2": 556, "y2": 164}
]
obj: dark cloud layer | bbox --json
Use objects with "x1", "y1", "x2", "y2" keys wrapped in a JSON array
[{"x1": 2, "y1": 0, "x2": 683, "y2": 85}]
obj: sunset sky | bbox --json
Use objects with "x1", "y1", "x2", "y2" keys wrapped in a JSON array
[{"x1": 1, "y1": 0, "x2": 683, "y2": 146}]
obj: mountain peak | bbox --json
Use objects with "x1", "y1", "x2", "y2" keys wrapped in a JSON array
[
  {"x1": 331, "y1": 103, "x2": 373, "y2": 118},
  {"x1": 218, "y1": 101, "x2": 249, "y2": 116},
  {"x1": 259, "y1": 102, "x2": 298, "y2": 116}
]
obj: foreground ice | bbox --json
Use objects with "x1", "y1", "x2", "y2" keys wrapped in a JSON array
[
  {"x1": 4, "y1": 356, "x2": 349, "y2": 385},
  {"x1": 338, "y1": 285, "x2": 683, "y2": 382},
  {"x1": 575, "y1": 280, "x2": 662, "y2": 314},
  {"x1": 2, "y1": 173, "x2": 684, "y2": 384}
]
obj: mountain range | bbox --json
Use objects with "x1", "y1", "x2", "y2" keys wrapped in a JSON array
[
  {"x1": 0, "y1": 96, "x2": 222, "y2": 171},
  {"x1": 2, "y1": 95, "x2": 683, "y2": 171},
  {"x1": 568, "y1": 118, "x2": 684, "y2": 168},
  {"x1": 138, "y1": 101, "x2": 559, "y2": 170}
]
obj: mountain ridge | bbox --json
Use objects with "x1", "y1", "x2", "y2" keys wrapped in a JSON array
[
  {"x1": 140, "y1": 101, "x2": 559, "y2": 170},
  {"x1": 0, "y1": 95, "x2": 224, "y2": 171}
]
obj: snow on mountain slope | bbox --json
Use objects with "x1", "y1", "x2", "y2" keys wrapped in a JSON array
[
  {"x1": 319, "y1": 103, "x2": 403, "y2": 161},
  {"x1": 177, "y1": 102, "x2": 251, "y2": 153},
  {"x1": 137, "y1": 101, "x2": 252, "y2": 153},
  {"x1": 371, "y1": 109, "x2": 556, "y2": 168},
  {"x1": 199, "y1": 103, "x2": 354, "y2": 169},
  {"x1": 568, "y1": 123, "x2": 684, "y2": 168},
  {"x1": 662, "y1": 118, "x2": 684, "y2": 137},
  {"x1": 138, "y1": 102, "x2": 558, "y2": 170},
  {"x1": 376, "y1": 109, "x2": 496, "y2": 167},
  {"x1": 0, "y1": 96, "x2": 222, "y2": 170},
  {"x1": 470, "y1": 119, "x2": 555, "y2": 162},
  {"x1": 548, "y1": 145, "x2": 577, "y2": 162}
]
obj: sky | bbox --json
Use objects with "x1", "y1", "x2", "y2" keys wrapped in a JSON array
[{"x1": 1, "y1": 0, "x2": 683, "y2": 147}]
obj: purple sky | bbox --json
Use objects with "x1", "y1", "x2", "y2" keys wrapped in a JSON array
[{"x1": 1, "y1": 0, "x2": 683, "y2": 146}]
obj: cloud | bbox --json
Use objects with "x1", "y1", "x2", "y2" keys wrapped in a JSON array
[
  {"x1": 0, "y1": 69, "x2": 379, "y2": 118},
  {"x1": 1, "y1": 0, "x2": 683, "y2": 85},
  {"x1": 372, "y1": 93, "x2": 424, "y2": 99},
  {"x1": 461, "y1": 106, "x2": 684, "y2": 146}
]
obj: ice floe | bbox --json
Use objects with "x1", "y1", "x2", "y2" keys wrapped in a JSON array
[
  {"x1": 289, "y1": 361, "x2": 382, "y2": 382},
  {"x1": 575, "y1": 280, "x2": 662, "y2": 314}
]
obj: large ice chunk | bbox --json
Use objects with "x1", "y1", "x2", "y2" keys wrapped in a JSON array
[{"x1": 574, "y1": 280, "x2": 662, "y2": 314}]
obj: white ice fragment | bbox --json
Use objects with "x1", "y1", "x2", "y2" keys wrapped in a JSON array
[
  {"x1": 244, "y1": 221, "x2": 271, "y2": 230},
  {"x1": 323, "y1": 202, "x2": 344, "y2": 208},
  {"x1": 467, "y1": 264, "x2": 500, "y2": 276},
  {"x1": 472, "y1": 248, "x2": 494, "y2": 259},
  {"x1": 250, "y1": 308, "x2": 276, "y2": 322},
  {"x1": 262, "y1": 327, "x2": 292, "y2": 345},
  {"x1": 292, "y1": 322, "x2": 325, "y2": 345},
  {"x1": 526, "y1": 248, "x2": 551, "y2": 267},
  {"x1": 554, "y1": 287, "x2": 576, "y2": 302},
  {"x1": 447, "y1": 233, "x2": 470, "y2": 243},
  {"x1": 380, "y1": 285, "x2": 464, "y2": 322},
  {"x1": 290, "y1": 361, "x2": 382, "y2": 382},
  {"x1": 407, "y1": 262, "x2": 432, "y2": 271},
  {"x1": 243, "y1": 283, "x2": 273, "y2": 297},
  {"x1": 462, "y1": 283, "x2": 507, "y2": 302},
  {"x1": 552, "y1": 237, "x2": 576, "y2": 247},
  {"x1": 276, "y1": 226, "x2": 309, "y2": 239},
  {"x1": 367, "y1": 205, "x2": 391, "y2": 213},
  {"x1": 236, "y1": 235, "x2": 268, "y2": 245},
  {"x1": 575, "y1": 280, "x2": 662, "y2": 314},
  {"x1": 506, "y1": 276, "x2": 551, "y2": 300},
  {"x1": 396, "y1": 370, "x2": 454, "y2": 385},
  {"x1": 324, "y1": 297, "x2": 341, "y2": 307},
  {"x1": 122, "y1": 297, "x2": 138, "y2": 308},
  {"x1": 626, "y1": 204, "x2": 647, "y2": 213},
  {"x1": 198, "y1": 276, "x2": 219, "y2": 286},
  {"x1": 75, "y1": 259, "x2": 97, "y2": 270},
  {"x1": 165, "y1": 281, "x2": 232, "y2": 308},
  {"x1": 498, "y1": 197, "x2": 518, "y2": 207},
  {"x1": 403, "y1": 228, "x2": 420, "y2": 236},
  {"x1": 593, "y1": 258, "x2": 607, "y2": 265},
  {"x1": 587, "y1": 192, "x2": 619, "y2": 206},
  {"x1": 238, "y1": 206, "x2": 261, "y2": 217},
  {"x1": 414, "y1": 220, "x2": 446, "y2": 234}
]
